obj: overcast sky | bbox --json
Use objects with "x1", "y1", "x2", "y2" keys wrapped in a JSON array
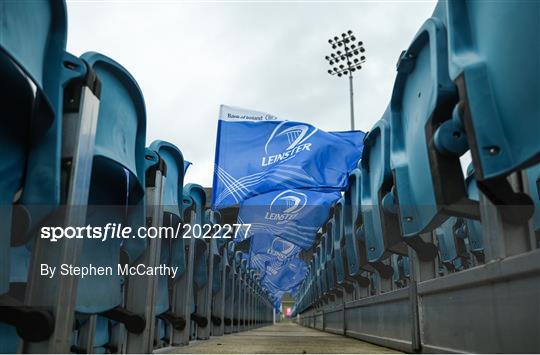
[{"x1": 66, "y1": 0, "x2": 436, "y2": 187}]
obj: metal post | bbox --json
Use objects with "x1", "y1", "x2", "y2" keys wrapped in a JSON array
[
  {"x1": 349, "y1": 73, "x2": 355, "y2": 130},
  {"x1": 23, "y1": 72, "x2": 100, "y2": 353},
  {"x1": 125, "y1": 167, "x2": 165, "y2": 353},
  {"x1": 170, "y1": 211, "x2": 196, "y2": 346},
  {"x1": 196, "y1": 239, "x2": 214, "y2": 340}
]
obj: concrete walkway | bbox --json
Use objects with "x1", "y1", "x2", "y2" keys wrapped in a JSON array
[{"x1": 157, "y1": 321, "x2": 401, "y2": 354}]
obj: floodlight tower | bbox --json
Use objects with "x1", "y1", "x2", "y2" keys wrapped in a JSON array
[{"x1": 325, "y1": 30, "x2": 366, "y2": 130}]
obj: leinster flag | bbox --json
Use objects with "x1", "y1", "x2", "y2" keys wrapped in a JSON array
[
  {"x1": 260, "y1": 257, "x2": 307, "y2": 297},
  {"x1": 212, "y1": 105, "x2": 365, "y2": 209},
  {"x1": 237, "y1": 189, "x2": 341, "y2": 249},
  {"x1": 248, "y1": 234, "x2": 307, "y2": 297},
  {"x1": 249, "y1": 234, "x2": 302, "y2": 272},
  {"x1": 331, "y1": 130, "x2": 366, "y2": 152}
]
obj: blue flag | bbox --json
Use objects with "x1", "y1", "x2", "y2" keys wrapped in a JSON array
[
  {"x1": 330, "y1": 130, "x2": 366, "y2": 152},
  {"x1": 249, "y1": 233, "x2": 302, "y2": 271},
  {"x1": 237, "y1": 189, "x2": 341, "y2": 249},
  {"x1": 260, "y1": 257, "x2": 307, "y2": 297},
  {"x1": 212, "y1": 105, "x2": 365, "y2": 209},
  {"x1": 248, "y1": 234, "x2": 307, "y2": 298}
]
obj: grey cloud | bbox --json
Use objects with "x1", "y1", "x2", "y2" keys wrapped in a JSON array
[{"x1": 66, "y1": 0, "x2": 436, "y2": 186}]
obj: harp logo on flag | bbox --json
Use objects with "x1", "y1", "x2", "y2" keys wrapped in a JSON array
[
  {"x1": 265, "y1": 190, "x2": 308, "y2": 224},
  {"x1": 261, "y1": 122, "x2": 318, "y2": 166},
  {"x1": 267, "y1": 238, "x2": 297, "y2": 261}
]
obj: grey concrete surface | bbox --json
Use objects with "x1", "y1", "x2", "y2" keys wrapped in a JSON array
[{"x1": 156, "y1": 321, "x2": 402, "y2": 354}]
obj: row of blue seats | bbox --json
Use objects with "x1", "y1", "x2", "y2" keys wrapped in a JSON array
[
  {"x1": 0, "y1": 1, "x2": 273, "y2": 353},
  {"x1": 293, "y1": 0, "x2": 540, "y2": 314}
]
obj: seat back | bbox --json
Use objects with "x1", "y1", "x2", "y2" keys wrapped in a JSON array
[
  {"x1": 323, "y1": 228, "x2": 335, "y2": 291},
  {"x1": 332, "y1": 199, "x2": 347, "y2": 286},
  {"x1": 311, "y1": 252, "x2": 319, "y2": 301},
  {"x1": 316, "y1": 244, "x2": 327, "y2": 296},
  {"x1": 186, "y1": 184, "x2": 208, "y2": 290},
  {"x1": 389, "y1": 7, "x2": 474, "y2": 240},
  {"x1": 211, "y1": 225, "x2": 228, "y2": 336},
  {"x1": 446, "y1": 1, "x2": 540, "y2": 186},
  {"x1": 391, "y1": 254, "x2": 410, "y2": 287},
  {"x1": 309, "y1": 256, "x2": 319, "y2": 301},
  {"x1": 223, "y1": 242, "x2": 235, "y2": 333},
  {"x1": 150, "y1": 140, "x2": 185, "y2": 217},
  {"x1": 148, "y1": 141, "x2": 185, "y2": 316},
  {"x1": 343, "y1": 168, "x2": 368, "y2": 277},
  {"x1": 184, "y1": 186, "x2": 208, "y2": 317},
  {"x1": 76, "y1": 52, "x2": 146, "y2": 314},
  {"x1": 170, "y1": 185, "x2": 205, "y2": 345},
  {"x1": 0, "y1": 0, "x2": 68, "y2": 294},
  {"x1": 361, "y1": 113, "x2": 404, "y2": 263}
]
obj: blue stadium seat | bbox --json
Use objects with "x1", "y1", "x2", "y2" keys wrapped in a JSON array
[
  {"x1": 306, "y1": 251, "x2": 317, "y2": 306},
  {"x1": 368, "y1": 272, "x2": 380, "y2": 296},
  {"x1": 0, "y1": 1, "x2": 71, "y2": 347},
  {"x1": 322, "y1": 227, "x2": 340, "y2": 299},
  {"x1": 360, "y1": 112, "x2": 410, "y2": 273},
  {"x1": 389, "y1": 6, "x2": 481, "y2": 249},
  {"x1": 435, "y1": 217, "x2": 471, "y2": 272},
  {"x1": 191, "y1": 231, "x2": 210, "y2": 338},
  {"x1": 234, "y1": 253, "x2": 248, "y2": 332},
  {"x1": 332, "y1": 199, "x2": 356, "y2": 293},
  {"x1": 316, "y1": 244, "x2": 328, "y2": 302},
  {"x1": 148, "y1": 141, "x2": 187, "y2": 336},
  {"x1": 78, "y1": 316, "x2": 110, "y2": 354},
  {"x1": 463, "y1": 166, "x2": 485, "y2": 263},
  {"x1": 192, "y1": 210, "x2": 219, "y2": 340},
  {"x1": 168, "y1": 185, "x2": 204, "y2": 346},
  {"x1": 224, "y1": 242, "x2": 235, "y2": 334},
  {"x1": 444, "y1": 0, "x2": 540, "y2": 219},
  {"x1": 232, "y1": 251, "x2": 244, "y2": 332},
  {"x1": 391, "y1": 255, "x2": 410, "y2": 288},
  {"x1": 177, "y1": 184, "x2": 207, "y2": 340},
  {"x1": 239, "y1": 257, "x2": 248, "y2": 331},
  {"x1": 211, "y1": 224, "x2": 228, "y2": 336},
  {"x1": 245, "y1": 269, "x2": 256, "y2": 328},
  {"x1": 526, "y1": 164, "x2": 540, "y2": 245},
  {"x1": 0, "y1": 4, "x2": 67, "y2": 291},
  {"x1": 309, "y1": 256, "x2": 321, "y2": 305},
  {"x1": 343, "y1": 167, "x2": 372, "y2": 287},
  {"x1": 75, "y1": 51, "x2": 146, "y2": 332}
]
